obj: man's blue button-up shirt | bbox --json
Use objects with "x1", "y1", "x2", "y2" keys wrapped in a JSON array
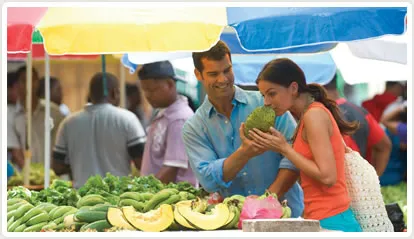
[{"x1": 182, "y1": 86, "x2": 304, "y2": 218}]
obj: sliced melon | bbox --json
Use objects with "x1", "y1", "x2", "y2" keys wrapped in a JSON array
[
  {"x1": 122, "y1": 205, "x2": 173, "y2": 232},
  {"x1": 223, "y1": 208, "x2": 235, "y2": 227},
  {"x1": 174, "y1": 201, "x2": 196, "y2": 229},
  {"x1": 107, "y1": 207, "x2": 135, "y2": 230},
  {"x1": 177, "y1": 203, "x2": 230, "y2": 230}
]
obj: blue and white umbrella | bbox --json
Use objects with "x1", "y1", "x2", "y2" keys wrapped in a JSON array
[
  {"x1": 226, "y1": 7, "x2": 406, "y2": 51},
  {"x1": 121, "y1": 6, "x2": 406, "y2": 104},
  {"x1": 123, "y1": 6, "x2": 406, "y2": 69}
]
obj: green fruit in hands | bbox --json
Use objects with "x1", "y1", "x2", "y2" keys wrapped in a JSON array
[{"x1": 244, "y1": 106, "x2": 276, "y2": 139}]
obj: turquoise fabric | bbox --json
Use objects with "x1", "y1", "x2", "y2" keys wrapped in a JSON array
[
  {"x1": 320, "y1": 208, "x2": 362, "y2": 232},
  {"x1": 7, "y1": 161, "x2": 14, "y2": 179}
]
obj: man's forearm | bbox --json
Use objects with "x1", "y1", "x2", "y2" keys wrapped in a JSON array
[
  {"x1": 222, "y1": 147, "x2": 251, "y2": 183},
  {"x1": 11, "y1": 149, "x2": 25, "y2": 169},
  {"x1": 133, "y1": 157, "x2": 143, "y2": 170},
  {"x1": 267, "y1": 168, "x2": 299, "y2": 198},
  {"x1": 156, "y1": 166, "x2": 178, "y2": 184}
]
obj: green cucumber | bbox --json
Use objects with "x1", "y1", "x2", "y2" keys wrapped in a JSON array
[
  {"x1": 23, "y1": 222, "x2": 48, "y2": 232},
  {"x1": 7, "y1": 210, "x2": 17, "y2": 221},
  {"x1": 155, "y1": 194, "x2": 181, "y2": 209},
  {"x1": 7, "y1": 198, "x2": 26, "y2": 206},
  {"x1": 119, "y1": 199, "x2": 145, "y2": 211},
  {"x1": 8, "y1": 217, "x2": 23, "y2": 232},
  {"x1": 76, "y1": 195, "x2": 106, "y2": 208},
  {"x1": 53, "y1": 208, "x2": 78, "y2": 225},
  {"x1": 42, "y1": 222, "x2": 58, "y2": 230},
  {"x1": 141, "y1": 192, "x2": 154, "y2": 201},
  {"x1": 26, "y1": 212, "x2": 50, "y2": 226},
  {"x1": 81, "y1": 220, "x2": 112, "y2": 232},
  {"x1": 8, "y1": 201, "x2": 28, "y2": 212},
  {"x1": 89, "y1": 204, "x2": 114, "y2": 212},
  {"x1": 7, "y1": 216, "x2": 15, "y2": 229},
  {"x1": 178, "y1": 191, "x2": 189, "y2": 201},
  {"x1": 143, "y1": 191, "x2": 171, "y2": 212},
  {"x1": 120, "y1": 192, "x2": 143, "y2": 202},
  {"x1": 72, "y1": 222, "x2": 87, "y2": 231},
  {"x1": 36, "y1": 203, "x2": 58, "y2": 213},
  {"x1": 51, "y1": 206, "x2": 76, "y2": 220},
  {"x1": 74, "y1": 210, "x2": 107, "y2": 223},
  {"x1": 55, "y1": 222, "x2": 66, "y2": 231},
  {"x1": 14, "y1": 203, "x2": 34, "y2": 219},
  {"x1": 14, "y1": 224, "x2": 27, "y2": 232},
  {"x1": 20, "y1": 207, "x2": 46, "y2": 224}
]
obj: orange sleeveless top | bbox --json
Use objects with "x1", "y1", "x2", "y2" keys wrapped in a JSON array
[{"x1": 292, "y1": 102, "x2": 350, "y2": 220}]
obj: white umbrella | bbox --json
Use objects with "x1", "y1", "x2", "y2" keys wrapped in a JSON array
[
  {"x1": 331, "y1": 42, "x2": 408, "y2": 85},
  {"x1": 347, "y1": 33, "x2": 408, "y2": 65}
]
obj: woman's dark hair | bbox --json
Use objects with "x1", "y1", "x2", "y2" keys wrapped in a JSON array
[{"x1": 256, "y1": 58, "x2": 359, "y2": 135}]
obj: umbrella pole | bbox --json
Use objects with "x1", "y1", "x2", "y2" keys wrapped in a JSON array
[
  {"x1": 120, "y1": 61, "x2": 126, "y2": 108},
  {"x1": 44, "y1": 52, "x2": 51, "y2": 189},
  {"x1": 101, "y1": 55, "x2": 108, "y2": 97},
  {"x1": 23, "y1": 52, "x2": 33, "y2": 186}
]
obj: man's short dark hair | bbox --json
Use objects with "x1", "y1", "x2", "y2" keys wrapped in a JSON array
[
  {"x1": 385, "y1": 81, "x2": 403, "y2": 88},
  {"x1": 324, "y1": 73, "x2": 338, "y2": 90},
  {"x1": 89, "y1": 72, "x2": 119, "y2": 102},
  {"x1": 38, "y1": 76, "x2": 60, "y2": 97},
  {"x1": 192, "y1": 40, "x2": 232, "y2": 72},
  {"x1": 126, "y1": 83, "x2": 142, "y2": 105},
  {"x1": 15, "y1": 65, "x2": 39, "y2": 82}
]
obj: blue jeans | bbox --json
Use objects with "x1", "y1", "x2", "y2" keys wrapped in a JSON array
[{"x1": 320, "y1": 208, "x2": 362, "y2": 232}]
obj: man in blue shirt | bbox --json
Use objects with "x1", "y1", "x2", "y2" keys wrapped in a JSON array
[{"x1": 182, "y1": 41, "x2": 304, "y2": 218}]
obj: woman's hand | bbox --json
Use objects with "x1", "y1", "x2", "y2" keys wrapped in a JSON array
[
  {"x1": 239, "y1": 123, "x2": 267, "y2": 158},
  {"x1": 249, "y1": 127, "x2": 291, "y2": 156}
]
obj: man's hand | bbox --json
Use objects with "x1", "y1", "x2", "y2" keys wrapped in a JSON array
[
  {"x1": 155, "y1": 166, "x2": 178, "y2": 184},
  {"x1": 249, "y1": 127, "x2": 291, "y2": 156},
  {"x1": 11, "y1": 149, "x2": 25, "y2": 169},
  {"x1": 267, "y1": 169, "x2": 299, "y2": 199},
  {"x1": 239, "y1": 123, "x2": 267, "y2": 158}
]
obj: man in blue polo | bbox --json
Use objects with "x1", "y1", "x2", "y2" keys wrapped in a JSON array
[{"x1": 182, "y1": 40, "x2": 304, "y2": 218}]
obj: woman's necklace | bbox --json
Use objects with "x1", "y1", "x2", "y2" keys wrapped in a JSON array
[{"x1": 291, "y1": 94, "x2": 315, "y2": 143}]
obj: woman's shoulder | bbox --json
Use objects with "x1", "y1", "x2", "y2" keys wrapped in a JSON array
[{"x1": 304, "y1": 103, "x2": 331, "y2": 122}]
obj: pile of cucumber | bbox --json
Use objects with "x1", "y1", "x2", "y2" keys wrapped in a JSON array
[{"x1": 7, "y1": 198, "x2": 59, "y2": 232}]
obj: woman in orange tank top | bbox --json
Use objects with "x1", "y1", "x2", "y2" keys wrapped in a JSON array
[{"x1": 247, "y1": 58, "x2": 362, "y2": 232}]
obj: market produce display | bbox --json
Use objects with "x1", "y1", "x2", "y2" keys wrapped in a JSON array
[
  {"x1": 7, "y1": 163, "x2": 60, "y2": 187},
  {"x1": 6, "y1": 173, "x2": 293, "y2": 232},
  {"x1": 381, "y1": 182, "x2": 407, "y2": 225}
]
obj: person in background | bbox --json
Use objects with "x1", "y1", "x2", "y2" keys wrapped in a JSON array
[
  {"x1": 324, "y1": 74, "x2": 392, "y2": 176},
  {"x1": 362, "y1": 81, "x2": 405, "y2": 122},
  {"x1": 7, "y1": 71, "x2": 22, "y2": 168},
  {"x1": 126, "y1": 83, "x2": 149, "y2": 129},
  {"x1": 8, "y1": 66, "x2": 65, "y2": 166},
  {"x1": 379, "y1": 102, "x2": 407, "y2": 185},
  {"x1": 38, "y1": 76, "x2": 71, "y2": 116},
  {"x1": 250, "y1": 58, "x2": 362, "y2": 232},
  {"x1": 52, "y1": 72, "x2": 146, "y2": 188},
  {"x1": 182, "y1": 41, "x2": 304, "y2": 217},
  {"x1": 138, "y1": 61, "x2": 198, "y2": 186},
  {"x1": 381, "y1": 101, "x2": 407, "y2": 146},
  {"x1": 382, "y1": 82, "x2": 407, "y2": 120},
  {"x1": 8, "y1": 71, "x2": 19, "y2": 105}
]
